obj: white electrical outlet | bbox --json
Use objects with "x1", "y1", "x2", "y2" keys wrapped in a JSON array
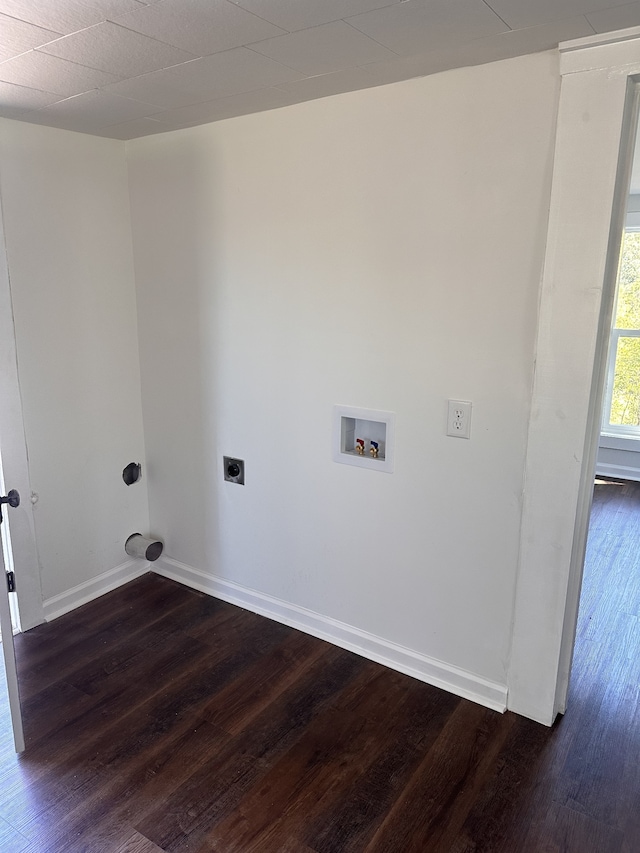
[{"x1": 447, "y1": 400, "x2": 472, "y2": 439}]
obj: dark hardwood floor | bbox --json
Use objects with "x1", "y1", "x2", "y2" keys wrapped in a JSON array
[{"x1": 0, "y1": 478, "x2": 637, "y2": 851}]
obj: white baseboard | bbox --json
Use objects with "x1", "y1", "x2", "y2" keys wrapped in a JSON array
[
  {"x1": 153, "y1": 557, "x2": 508, "y2": 714},
  {"x1": 595, "y1": 462, "x2": 640, "y2": 482},
  {"x1": 43, "y1": 559, "x2": 150, "y2": 622}
]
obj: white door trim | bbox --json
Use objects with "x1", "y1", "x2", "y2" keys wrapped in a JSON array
[{"x1": 508, "y1": 28, "x2": 640, "y2": 724}]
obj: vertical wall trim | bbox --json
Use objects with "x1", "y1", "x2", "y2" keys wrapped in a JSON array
[{"x1": 509, "y1": 33, "x2": 640, "y2": 724}]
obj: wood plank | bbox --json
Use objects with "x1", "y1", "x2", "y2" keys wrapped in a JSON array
[
  {"x1": 521, "y1": 803, "x2": 623, "y2": 853},
  {"x1": 448, "y1": 713, "x2": 561, "y2": 853},
  {"x1": 20, "y1": 598, "x2": 289, "y2": 760},
  {"x1": 364, "y1": 701, "x2": 513, "y2": 852},
  {"x1": 14, "y1": 574, "x2": 183, "y2": 670},
  {"x1": 136, "y1": 645, "x2": 366, "y2": 851},
  {"x1": 202, "y1": 689, "x2": 422, "y2": 851},
  {"x1": 113, "y1": 831, "x2": 165, "y2": 853},
  {"x1": 0, "y1": 604, "x2": 292, "y2": 839},
  {"x1": 32, "y1": 637, "x2": 338, "y2": 850},
  {"x1": 31, "y1": 721, "x2": 225, "y2": 853},
  {"x1": 61, "y1": 824, "x2": 166, "y2": 853},
  {"x1": 201, "y1": 629, "x2": 328, "y2": 735},
  {"x1": 0, "y1": 814, "x2": 34, "y2": 853},
  {"x1": 305, "y1": 677, "x2": 461, "y2": 853},
  {"x1": 15, "y1": 578, "x2": 226, "y2": 700}
]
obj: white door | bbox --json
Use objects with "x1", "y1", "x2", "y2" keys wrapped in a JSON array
[{"x1": 0, "y1": 491, "x2": 24, "y2": 753}]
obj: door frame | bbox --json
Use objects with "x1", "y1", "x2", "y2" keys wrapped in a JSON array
[
  {"x1": 0, "y1": 529, "x2": 24, "y2": 752},
  {"x1": 508, "y1": 27, "x2": 640, "y2": 725}
]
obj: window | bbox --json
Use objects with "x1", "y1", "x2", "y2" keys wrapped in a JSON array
[{"x1": 602, "y1": 228, "x2": 640, "y2": 436}]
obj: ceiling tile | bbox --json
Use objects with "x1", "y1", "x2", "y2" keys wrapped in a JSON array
[
  {"x1": 358, "y1": 15, "x2": 596, "y2": 86},
  {"x1": 586, "y1": 2, "x2": 640, "y2": 33},
  {"x1": 484, "y1": 0, "x2": 621, "y2": 30},
  {"x1": 26, "y1": 89, "x2": 161, "y2": 131},
  {"x1": 358, "y1": 52, "x2": 452, "y2": 87},
  {"x1": 0, "y1": 80, "x2": 61, "y2": 117},
  {"x1": 247, "y1": 20, "x2": 396, "y2": 76},
  {"x1": 0, "y1": 0, "x2": 146, "y2": 34},
  {"x1": 155, "y1": 86, "x2": 296, "y2": 128},
  {"x1": 0, "y1": 14, "x2": 61, "y2": 61},
  {"x1": 97, "y1": 116, "x2": 171, "y2": 139},
  {"x1": 158, "y1": 47, "x2": 302, "y2": 101},
  {"x1": 230, "y1": 0, "x2": 402, "y2": 32},
  {"x1": 39, "y1": 21, "x2": 195, "y2": 77},
  {"x1": 0, "y1": 43, "x2": 19, "y2": 63},
  {"x1": 467, "y1": 15, "x2": 596, "y2": 58},
  {"x1": 0, "y1": 51, "x2": 120, "y2": 96},
  {"x1": 347, "y1": 0, "x2": 508, "y2": 56},
  {"x1": 100, "y1": 66, "x2": 207, "y2": 108},
  {"x1": 102, "y1": 48, "x2": 306, "y2": 108},
  {"x1": 274, "y1": 65, "x2": 378, "y2": 101},
  {"x1": 111, "y1": 0, "x2": 286, "y2": 55}
]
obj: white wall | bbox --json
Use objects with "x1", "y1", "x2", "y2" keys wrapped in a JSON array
[
  {"x1": 0, "y1": 120, "x2": 149, "y2": 609},
  {"x1": 128, "y1": 51, "x2": 560, "y2": 706}
]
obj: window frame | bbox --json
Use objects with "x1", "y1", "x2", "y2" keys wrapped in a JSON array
[{"x1": 601, "y1": 220, "x2": 640, "y2": 440}]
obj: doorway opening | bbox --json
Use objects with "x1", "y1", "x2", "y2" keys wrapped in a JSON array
[
  {"x1": 570, "y1": 104, "x2": 640, "y2": 711},
  {"x1": 598, "y1": 120, "x2": 640, "y2": 474}
]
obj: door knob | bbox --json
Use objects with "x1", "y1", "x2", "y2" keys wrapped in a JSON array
[{"x1": 0, "y1": 489, "x2": 20, "y2": 524}]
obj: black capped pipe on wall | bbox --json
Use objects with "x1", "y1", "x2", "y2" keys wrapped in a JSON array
[{"x1": 122, "y1": 462, "x2": 142, "y2": 485}]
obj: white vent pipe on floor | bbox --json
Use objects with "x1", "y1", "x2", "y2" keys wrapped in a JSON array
[{"x1": 125, "y1": 533, "x2": 163, "y2": 562}]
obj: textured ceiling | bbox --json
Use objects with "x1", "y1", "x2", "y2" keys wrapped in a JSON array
[{"x1": 0, "y1": 0, "x2": 638, "y2": 139}]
